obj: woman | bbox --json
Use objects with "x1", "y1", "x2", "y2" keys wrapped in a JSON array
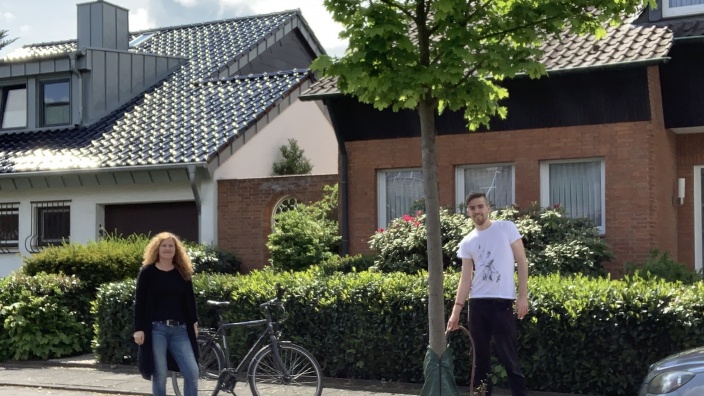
[{"x1": 133, "y1": 232, "x2": 199, "y2": 396}]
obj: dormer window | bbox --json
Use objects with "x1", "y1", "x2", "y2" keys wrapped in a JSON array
[
  {"x1": 1, "y1": 84, "x2": 27, "y2": 129},
  {"x1": 663, "y1": 0, "x2": 704, "y2": 17},
  {"x1": 41, "y1": 79, "x2": 70, "y2": 126}
]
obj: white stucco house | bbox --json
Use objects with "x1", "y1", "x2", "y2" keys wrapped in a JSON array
[{"x1": 0, "y1": 1, "x2": 337, "y2": 277}]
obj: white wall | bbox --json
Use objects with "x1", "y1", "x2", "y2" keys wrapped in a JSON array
[
  {"x1": 0, "y1": 181, "x2": 195, "y2": 277},
  {"x1": 215, "y1": 99, "x2": 337, "y2": 179}
]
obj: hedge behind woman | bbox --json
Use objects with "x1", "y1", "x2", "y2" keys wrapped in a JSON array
[{"x1": 133, "y1": 232, "x2": 199, "y2": 396}]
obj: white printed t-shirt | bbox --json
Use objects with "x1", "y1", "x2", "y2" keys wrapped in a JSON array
[{"x1": 457, "y1": 220, "x2": 522, "y2": 299}]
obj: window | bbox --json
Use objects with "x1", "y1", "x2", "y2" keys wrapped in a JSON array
[
  {"x1": 272, "y1": 196, "x2": 300, "y2": 226},
  {"x1": 455, "y1": 164, "x2": 514, "y2": 211},
  {"x1": 41, "y1": 80, "x2": 70, "y2": 126},
  {"x1": 540, "y1": 159, "x2": 605, "y2": 233},
  {"x1": 663, "y1": 0, "x2": 704, "y2": 17},
  {"x1": 29, "y1": 201, "x2": 70, "y2": 251},
  {"x1": 1, "y1": 84, "x2": 27, "y2": 129},
  {"x1": 377, "y1": 169, "x2": 424, "y2": 228},
  {"x1": 0, "y1": 203, "x2": 19, "y2": 252}
]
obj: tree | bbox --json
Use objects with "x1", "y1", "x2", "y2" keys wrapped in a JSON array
[
  {"x1": 0, "y1": 30, "x2": 17, "y2": 51},
  {"x1": 272, "y1": 138, "x2": 313, "y2": 175},
  {"x1": 314, "y1": 0, "x2": 651, "y2": 361}
]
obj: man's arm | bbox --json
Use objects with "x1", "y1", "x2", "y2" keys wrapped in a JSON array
[
  {"x1": 446, "y1": 258, "x2": 474, "y2": 332},
  {"x1": 511, "y1": 238, "x2": 529, "y2": 319}
]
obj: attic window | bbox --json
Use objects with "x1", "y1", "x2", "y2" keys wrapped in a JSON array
[
  {"x1": 663, "y1": 0, "x2": 704, "y2": 17},
  {"x1": 129, "y1": 33, "x2": 154, "y2": 48},
  {"x1": 1, "y1": 84, "x2": 27, "y2": 129}
]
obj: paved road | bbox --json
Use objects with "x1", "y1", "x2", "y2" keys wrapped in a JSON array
[{"x1": 0, "y1": 387, "x2": 124, "y2": 396}]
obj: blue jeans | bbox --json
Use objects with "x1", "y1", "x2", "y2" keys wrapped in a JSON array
[{"x1": 151, "y1": 322, "x2": 199, "y2": 396}]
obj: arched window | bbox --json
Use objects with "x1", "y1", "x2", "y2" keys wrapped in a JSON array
[{"x1": 272, "y1": 196, "x2": 300, "y2": 226}]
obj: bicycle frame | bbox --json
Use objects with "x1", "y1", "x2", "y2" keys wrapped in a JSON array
[{"x1": 208, "y1": 303, "x2": 289, "y2": 378}]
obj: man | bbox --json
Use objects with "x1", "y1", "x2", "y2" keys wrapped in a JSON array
[{"x1": 446, "y1": 192, "x2": 529, "y2": 396}]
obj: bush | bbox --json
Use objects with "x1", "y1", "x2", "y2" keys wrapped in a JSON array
[
  {"x1": 624, "y1": 248, "x2": 701, "y2": 284},
  {"x1": 22, "y1": 234, "x2": 148, "y2": 292},
  {"x1": 369, "y1": 204, "x2": 609, "y2": 276},
  {"x1": 0, "y1": 272, "x2": 92, "y2": 361},
  {"x1": 267, "y1": 184, "x2": 340, "y2": 271},
  {"x1": 186, "y1": 244, "x2": 241, "y2": 274},
  {"x1": 316, "y1": 254, "x2": 376, "y2": 275},
  {"x1": 500, "y1": 205, "x2": 610, "y2": 277},
  {"x1": 369, "y1": 208, "x2": 470, "y2": 274},
  {"x1": 272, "y1": 138, "x2": 313, "y2": 175},
  {"x1": 91, "y1": 269, "x2": 704, "y2": 395}
]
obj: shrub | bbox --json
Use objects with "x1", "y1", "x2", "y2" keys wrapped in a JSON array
[
  {"x1": 369, "y1": 208, "x2": 471, "y2": 274},
  {"x1": 316, "y1": 254, "x2": 376, "y2": 275},
  {"x1": 369, "y1": 204, "x2": 610, "y2": 276},
  {"x1": 91, "y1": 269, "x2": 704, "y2": 395},
  {"x1": 267, "y1": 184, "x2": 340, "y2": 271},
  {"x1": 272, "y1": 138, "x2": 313, "y2": 175},
  {"x1": 186, "y1": 244, "x2": 241, "y2": 274},
  {"x1": 0, "y1": 272, "x2": 92, "y2": 361},
  {"x1": 624, "y1": 248, "x2": 701, "y2": 284},
  {"x1": 22, "y1": 233, "x2": 148, "y2": 292},
  {"x1": 499, "y1": 205, "x2": 610, "y2": 277}
]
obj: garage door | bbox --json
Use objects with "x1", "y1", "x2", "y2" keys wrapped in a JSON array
[{"x1": 104, "y1": 201, "x2": 198, "y2": 243}]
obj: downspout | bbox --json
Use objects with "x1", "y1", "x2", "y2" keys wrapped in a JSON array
[
  {"x1": 68, "y1": 52, "x2": 83, "y2": 125},
  {"x1": 325, "y1": 99, "x2": 349, "y2": 256},
  {"x1": 188, "y1": 165, "x2": 202, "y2": 214}
]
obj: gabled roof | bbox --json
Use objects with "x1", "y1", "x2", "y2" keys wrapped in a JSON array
[
  {"x1": 0, "y1": 11, "x2": 323, "y2": 174},
  {"x1": 302, "y1": 19, "x2": 673, "y2": 100}
]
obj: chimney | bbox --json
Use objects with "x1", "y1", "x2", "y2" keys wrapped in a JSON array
[{"x1": 77, "y1": 0, "x2": 130, "y2": 51}]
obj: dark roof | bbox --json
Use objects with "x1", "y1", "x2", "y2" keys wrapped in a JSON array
[
  {"x1": 633, "y1": 11, "x2": 704, "y2": 38},
  {"x1": 302, "y1": 19, "x2": 673, "y2": 100},
  {"x1": 0, "y1": 11, "x2": 318, "y2": 173}
]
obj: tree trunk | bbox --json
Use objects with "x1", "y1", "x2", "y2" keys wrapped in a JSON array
[{"x1": 418, "y1": 98, "x2": 446, "y2": 355}]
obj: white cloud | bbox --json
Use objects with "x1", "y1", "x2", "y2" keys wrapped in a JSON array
[
  {"x1": 0, "y1": 11, "x2": 15, "y2": 21},
  {"x1": 130, "y1": 8, "x2": 157, "y2": 31},
  {"x1": 19, "y1": 25, "x2": 30, "y2": 33},
  {"x1": 173, "y1": 0, "x2": 200, "y2": 7}
]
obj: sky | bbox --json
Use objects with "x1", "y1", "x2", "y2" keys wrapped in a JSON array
[{"x1": 0, "y1": 0, "x2": 347, "y2": 57}]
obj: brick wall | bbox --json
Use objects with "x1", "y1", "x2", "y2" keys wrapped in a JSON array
[
  {"x1": 342, "y1": 67, "x2": 678, "y2": 274},
  {"x1": 218, "y1": 174, "x2": 339, "y2": 273},
  {"x1": 676, "y1": 134, "x2": 704, "y2": 269}
]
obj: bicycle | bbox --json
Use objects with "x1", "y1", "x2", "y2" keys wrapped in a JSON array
[{"x1": 171, "y1": 291, "x2": 323, "y2": 396}]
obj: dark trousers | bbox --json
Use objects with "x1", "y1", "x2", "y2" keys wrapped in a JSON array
[{"x1": 468, "y1": 298, "x2": 527, "y2": 396}]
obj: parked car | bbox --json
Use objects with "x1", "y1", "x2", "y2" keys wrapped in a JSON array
[{"x1": 640, "y1": 347, "x2": 704, "y2": 395}]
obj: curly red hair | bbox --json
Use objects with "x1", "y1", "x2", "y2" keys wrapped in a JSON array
[{"x1": 142, "y1": 232, "x2": 193, "y2": 280}]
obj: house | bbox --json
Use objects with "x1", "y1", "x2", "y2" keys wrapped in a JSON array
[
  {"x1": 0, "y1": 0, "x2": 338, "y2": 277},
  {"x1": 301, "y1": 1, "x2": 704, "y2": 275}
]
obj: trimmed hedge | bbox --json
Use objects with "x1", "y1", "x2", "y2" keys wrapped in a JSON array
[
  {"x1": 91, "y1": 270, "x2": 704, "y2": 395},
  {"x1": 0, "y1": 273, "x2": 92, "y2": 360}
]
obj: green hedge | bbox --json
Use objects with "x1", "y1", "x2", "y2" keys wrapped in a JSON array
[
  {"x1": 0, "y1": 272, "x2": 92, "y2": 360},
  {"x1": 90, "y1": 270, "x2": 704, "y2": 395},
  {"x1": 22, "y1": 234, "x2": 148, "y2": 292}
]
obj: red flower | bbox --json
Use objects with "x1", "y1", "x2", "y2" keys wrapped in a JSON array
[
  {"x1": 402, "y1": 214, "x2": 414, "y2": 222},
  {"x1": 378, "y1": 228, "x2": 385, "y2": 232}
]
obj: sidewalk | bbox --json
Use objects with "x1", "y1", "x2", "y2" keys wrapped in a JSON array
[{"x1": 0, "y1": 354, "x2": 588, "y2": 396}]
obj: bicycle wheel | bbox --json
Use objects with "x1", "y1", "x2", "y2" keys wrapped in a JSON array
[
  {"x1": 248, "y1": 343, "x2": 323, "y2": 396},
  {"x1": 172, "y1": 334, "x2": 225, "y2": 396}
]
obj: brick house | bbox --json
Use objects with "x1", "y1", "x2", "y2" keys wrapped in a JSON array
[
  {"x1": 301, "y1": 3, "x2": 704, "y2": 275},
  {"x1": 0, "y1": 1, "x2": 338, "y2": 277}
]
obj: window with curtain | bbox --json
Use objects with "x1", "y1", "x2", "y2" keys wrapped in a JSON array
[
  {"x1": 663, "y1": 0, "x2": 704, "y2": 17},
  {"x1": 540, "y1": 159, "x2": 605, "y2": 233},
  {"x1": 377, "y1": 169, "x2": 424, "y2": 228},
  {"x1": 455, "y1": 164, "x2": 514, "y2": 211}
]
